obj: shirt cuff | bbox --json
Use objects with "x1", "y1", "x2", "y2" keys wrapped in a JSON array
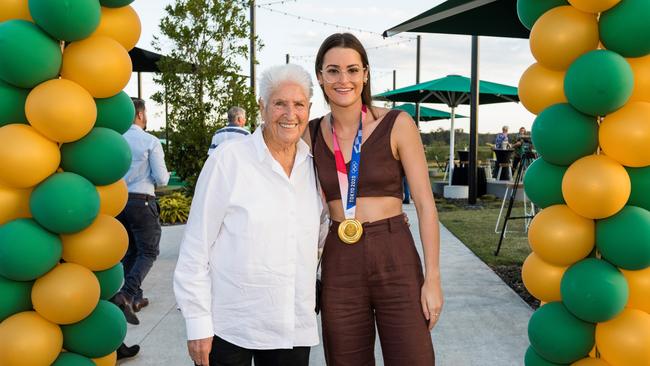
[{"x1": 185, "y1": 315, "x2": 214, "y2": 341}]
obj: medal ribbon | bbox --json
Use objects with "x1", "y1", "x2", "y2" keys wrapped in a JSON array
[{"x1": 331, "y1": 105, "x2": 367, "y2": 219}]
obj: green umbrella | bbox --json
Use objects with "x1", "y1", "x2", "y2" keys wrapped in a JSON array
[
  {"x1": 375, "y1": 74, "x2": 518, "y2": 185},
  {"x1": 394, "y1": 103, "x2": 467, "y2": 121}
]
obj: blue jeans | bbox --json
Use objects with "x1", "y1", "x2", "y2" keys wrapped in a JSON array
[{"x1": 117, "y1": 195, "x2": 162, "y2": 301}]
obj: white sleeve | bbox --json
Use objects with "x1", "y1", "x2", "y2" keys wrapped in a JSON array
[{"x1": 173, "y1": 153, "x2": 231, "y2": 340}]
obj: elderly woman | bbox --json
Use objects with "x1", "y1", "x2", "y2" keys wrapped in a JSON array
[{"x1": 173, "y1": 64, "x2": 322, "y2": 366}]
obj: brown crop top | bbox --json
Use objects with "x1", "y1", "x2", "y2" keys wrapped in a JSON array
[{"x1": 309, "y1": 109, "x2": 405, "y2": 202}]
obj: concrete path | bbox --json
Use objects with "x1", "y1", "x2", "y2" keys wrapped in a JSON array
[{"x1": 120, "y1": 205, "x2": 532, "y2": 366}]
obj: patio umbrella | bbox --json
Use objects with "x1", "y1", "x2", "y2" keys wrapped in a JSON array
[
  {"x1": 394, "y1": 103, "x2": 467, "y2": 121},
  {"x1": 374, "y1": 74, "x2": 519, "y2": 185}
]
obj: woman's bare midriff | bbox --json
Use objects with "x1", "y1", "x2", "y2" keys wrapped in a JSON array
[{"x1": 327, "y1": 196, "x2": 404, "y2": 223}]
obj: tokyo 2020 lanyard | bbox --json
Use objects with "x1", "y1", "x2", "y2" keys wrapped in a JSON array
[{"x1": 331, "y1": 105, "x2": 367, "y2": 244}]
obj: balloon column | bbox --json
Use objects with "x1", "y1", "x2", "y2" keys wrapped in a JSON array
[
  {"x1": 518, "y1": 0, "x2": 650, "y2": 365},
  {"x1": 0, "y1": 0, "x2": 139, "y2": 365}
]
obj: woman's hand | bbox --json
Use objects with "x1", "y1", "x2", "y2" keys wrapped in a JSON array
[
  {"x1": 188, "y1": 337, "x2": 213, "y2": 366},
  {"x1": 420, "y1": 277, "x2": 444, "y2": 331}
]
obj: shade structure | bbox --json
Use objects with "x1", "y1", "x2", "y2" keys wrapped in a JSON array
[
  {"x1": 382, "y1": 0, "x2": 529, "y2": 202},
  {"x1": 374, "y1": 74, "x2": 518, "y2": 185},
  {"x1": 383, "y1": 0, "x2": 529, "y2": 39},
  {"x1": 129, "y1": 47, "x2": 164, "y2": 73},
  {"x1": 394, "y1": 103, "x2": 467, "y2": 121}
]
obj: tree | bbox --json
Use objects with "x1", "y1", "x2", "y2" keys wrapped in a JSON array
[{"x1": 151, "y1": 0, "x2": 261, "y2": 192}]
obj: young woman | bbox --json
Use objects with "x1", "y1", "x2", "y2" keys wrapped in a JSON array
[{"x1": 307, "y1": 33, "x2": 443, "y2": 365}]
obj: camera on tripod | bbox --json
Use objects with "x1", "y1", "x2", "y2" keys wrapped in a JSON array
[{"x1": 518, "y1": 135, "x2": 535, "y2": 158}]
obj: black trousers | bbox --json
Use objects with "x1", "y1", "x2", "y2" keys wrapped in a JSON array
[
  {"x1": 116, "y1": 195, "x2": 162, "y2": 301},
  {"x1": 194, "y1": 335, "x2": 310, "y2": 366}
]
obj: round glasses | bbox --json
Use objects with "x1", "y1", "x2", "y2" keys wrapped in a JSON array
[{"x1": 320, "y1": 67, "x2": 367, "y2": 83}]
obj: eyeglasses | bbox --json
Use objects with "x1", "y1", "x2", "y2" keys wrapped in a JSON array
[{"x1": 320, "y1": 67, "x2": 367, "y2": 83}]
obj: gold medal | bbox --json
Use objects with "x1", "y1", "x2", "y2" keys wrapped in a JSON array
[{"x1": 338, "y1": 219, "x2": 363, "y2": 244}]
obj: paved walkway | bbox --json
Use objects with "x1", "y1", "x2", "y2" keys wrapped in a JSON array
[{"x1": 120, "y1": 205, "x2": 532, "y2": 366}]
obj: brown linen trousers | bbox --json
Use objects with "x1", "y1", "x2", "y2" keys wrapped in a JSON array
[{"x1": 321, "y1": 214, "x2": 435, "y2": 366}]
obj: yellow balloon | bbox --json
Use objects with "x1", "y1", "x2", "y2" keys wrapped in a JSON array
[
  {"x1": 25, "y1": 79, "x2": 97, "y2": 143},
  {"x1": 61, "y1": 214, "x2": 128, "y2": 271},
  {"x1": 621, "y1": 267, "x2": 650, "y2": 314},
  {"x1": 0, "y1": 0, "x2": 32, "y2": 22},
  {"x1": 568, "y1": 0, "x2": 620, "y2": 13},
  {"x1": 528, "y1": 205, "x2": 595, "y2": 266},
  {"x1": 600, "y1": 102, "x2": 650, "y2": 168},
  {"x1": 92, "y1": 6, "x2": 141, "y2": 51},
  {"x1": 0, "y1": 183, "x2": 32, "y2": 225},
  {"x1": 572, "y1": 358, "x2": 612, "y2": 366},
  {"x1": 530, "y1": 6, "x2": 599, "y2": 71},
  {"x1": 596, "y1": 309, "x2": 650, "y2": 366},
  {"x1": 61, "y1": 36, "x2": 133, "y2": 98},
  {"x1": 32, "y1": 263, "x2": 101, "y2": 325},
  {"x1": 0, "y1": 124, "x2": 60, "y2": 189},
  {"x1": 96, "y1": 179, "x2": 128, "y2": 217},
  {"x1": 0, "y1": 311, "x2": 62, "y2": 366},
  {"x1": 627, "y1": 55, "x2": 650, "y2": 103},
  {"x1": 522, "y1": 252, "x2": 567, "y2": 302},
  {"x1": 518, "y1": 63, "x2": 567, "y2": 115},
  {"x1": 562, "y1": 155, "x2": 630, "y2": 219},
  {"x1": 92, "y1": 351, "x2": 117, "y2": 366}
]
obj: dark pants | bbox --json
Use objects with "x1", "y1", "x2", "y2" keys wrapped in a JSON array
[
  {"x1": 321, "y1": 215, "x2": 435, "y2": 366},
  {"x1": 194, "y1": 335, "x2": 310, "y2": 366},
  {"x1": 402, "y1": 178, "x2": 411, "y2": 203},
  {"x1": 116, "y1": 194, "x2": 162, "y2": 301}
]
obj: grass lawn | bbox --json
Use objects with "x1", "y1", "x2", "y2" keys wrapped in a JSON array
[{"x1": 435, "y1": 195, "x2": 538, "y2": 308}]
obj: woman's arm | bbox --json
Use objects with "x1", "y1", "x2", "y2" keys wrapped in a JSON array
[{"x1": 392, "y1": 112, "x2": 443, "y2": 330}]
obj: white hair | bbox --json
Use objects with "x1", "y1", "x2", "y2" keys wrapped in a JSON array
[{"x1": 258, "y1": 64, "x2": 313, "y2": 108}]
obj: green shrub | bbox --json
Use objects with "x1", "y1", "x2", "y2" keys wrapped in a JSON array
[{"x1": 159, "y1": 192, "x2": 191, "y2": 224}]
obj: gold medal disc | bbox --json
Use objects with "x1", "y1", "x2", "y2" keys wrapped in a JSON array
[{"x1": 338, "y1": 219, "x2": 363, "y2": 244}]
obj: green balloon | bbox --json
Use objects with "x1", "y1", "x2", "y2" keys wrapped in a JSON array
[
  {"x1": 0, "y1": 275, "x2": 33, "y2": 322},
  {"x1": 564, "y1": 50, "x2": 633, "y2": 116},
  {"x1": 29, "y1": 0, "x2": 101, "y2": 42},
  {"x1": 0, "y1": 79, "x2": 29, "y2": 126},
  {"x1": 531, "y1": 104, "x2": 598, "y2": 166},
  {"x1": 516, "y1": 0, "x2": 568, "y2": 30},
  {"x1": 62, "y1": 300, "x2": 127, "y2": 358},
  {"x1": 627, "y1": 166, "x2": 650, "y2": 211},
  {"x1": 60, "y1": 128, "x2": 132, "y2": 186},
  {"x1": 561, "y1": 258, "x2": 628, "y2": 323},
  {"x1": 600, "y1": 0, "x2": 650, "y2": 58},
  {"x1": 524, "y1": 158, "x2": 567, "y2": 208},
  {"x1": 95, "y1": 92, "x2": 135, "y2": 135},
  {"x1": 528, "y1": 302, "x2": 595, "y2": 364},
  {"x1": 0, "y1": 219, "x2": 62, "y2": 281},
  {"x1": 52, "y1": 352, "x2": 95, "y2": 366},
  {"x1": 525, "y1": 346, "x2": 568, "y2": 366},
  {"x1": 30, "y1": 173, "x2": 100, "y2": 234},
  {"x1": 0, "y1": 20, "x2": 62, "y2": 89},
  {"x1": 99, "y1": 0, "x2": 135, "y2": 7},
  {"x1": 94, "y1": 263, "x2": 124, "y2": 300},
  {"x1": 596, "y1": 206, "x2": 650, "y2": 270}
]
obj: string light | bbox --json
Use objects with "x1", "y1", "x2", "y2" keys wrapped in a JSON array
[{"x1": 258, "y1": 5, "x2": 412, "y2": 40}]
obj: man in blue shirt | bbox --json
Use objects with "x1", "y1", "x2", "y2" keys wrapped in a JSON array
[
  {"x1": 207, "y1": 106, "x2": 250, "y2": 155},
  {"x1": 112, "y1": 98, "x2": 170, "y2": 326}
]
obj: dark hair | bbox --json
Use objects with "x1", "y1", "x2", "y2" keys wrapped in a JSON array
[
  {"x1": 131, "y1": 97, "x2": 146, "y2": 117},
  {"x1": 315, "y1": 33, "x2": 375, "y2": 117}
]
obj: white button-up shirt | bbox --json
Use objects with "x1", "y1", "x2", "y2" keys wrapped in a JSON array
[{"x1": 174, "y1": 126, "x2": 321, "y2": 350}]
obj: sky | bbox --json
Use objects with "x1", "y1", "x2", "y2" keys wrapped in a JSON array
[{"x1": 127, "y1": 0, "x2": 537, "y2": 134}]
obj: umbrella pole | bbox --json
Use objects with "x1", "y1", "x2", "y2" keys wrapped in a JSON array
[{"x1": 448, "y1": 107, "x2": 456, "y2": 186}]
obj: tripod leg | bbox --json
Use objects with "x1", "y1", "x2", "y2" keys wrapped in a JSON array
[{"x1": 495, "y1": 159, "x2": 527, "y2": 256}]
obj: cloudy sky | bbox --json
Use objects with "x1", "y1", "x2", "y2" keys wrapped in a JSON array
[{"x1": 128, "y1": 0, "x2": 537, "y2": 133}]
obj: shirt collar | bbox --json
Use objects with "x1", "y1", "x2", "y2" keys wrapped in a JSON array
[
  {"x1": 253, "y1": 124, "x2": 312, "y2": 164},
  {"x1": 130, "y1": 124, "x2": 143, "y2": 132}
]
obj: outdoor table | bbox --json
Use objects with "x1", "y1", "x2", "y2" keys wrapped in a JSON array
[
  {"x1": 457, "y1": 150, "x2": 469, "y2": 167},
  {"x1": 493, "y1": 149, "x2": 514, "y2": 181},
  {"x1": 451, "y1": 163, "x2": 487, "y2": 196}
]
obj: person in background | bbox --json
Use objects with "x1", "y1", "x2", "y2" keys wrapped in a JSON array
[
  {"x1": 112, "y1": 98, "x2": 170, "y2": 326},
  {"x1": 512, "y1": 126, "x2": 531, "y2": 173},
  {"x1": 174, "y1": 64, "x2": 323, "y2": 366},
  {"x1": 207, "y1": 106, "x2": 250, "y2": 155},
  {"x1": 494, "y1": 125, "x2": 509, "y2": 150}
]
